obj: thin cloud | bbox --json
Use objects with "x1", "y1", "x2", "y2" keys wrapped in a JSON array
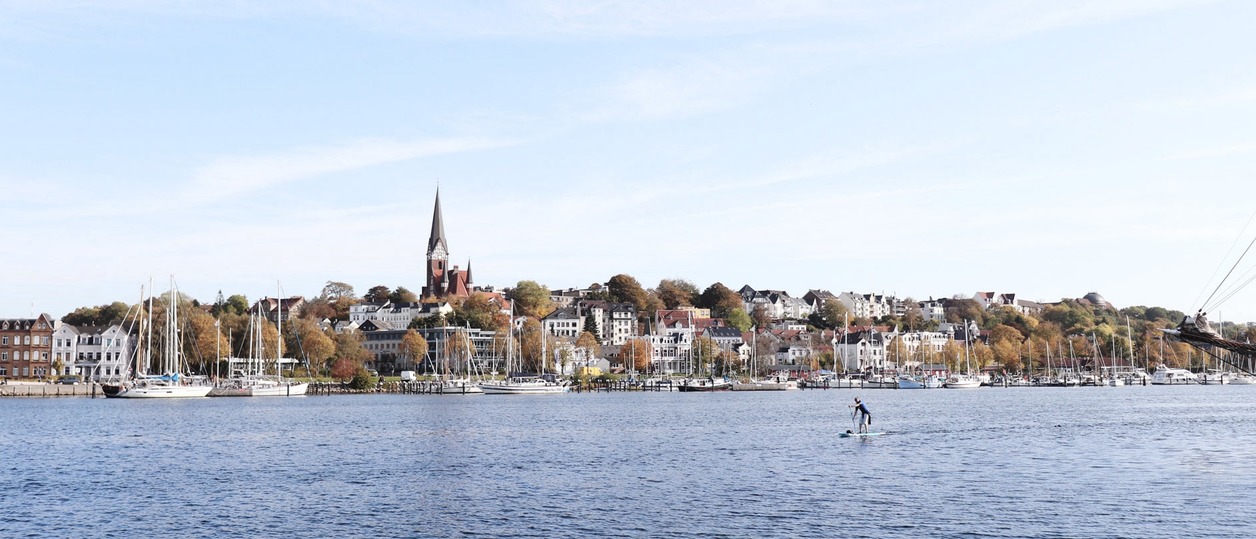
[
  {"x1": 1164, "y1": 142, "x2": 1256, "y2": 161},
  {"x1": 184, "y1": 136, "x2": 514, "y2": 203}
]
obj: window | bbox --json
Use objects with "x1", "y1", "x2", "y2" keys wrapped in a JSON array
[
  {"x1": 0, "y1": 367, "x2": 5, "y2": 376},
  {"x1": 24, "y1": 336, "x2": 30, "y2": 345},
  {"x1": 1, "y1": 336, "x2": 6, "y2": 345},
  {"x1": 0, "y1": 352, "x2": 5, "y2": 360}
]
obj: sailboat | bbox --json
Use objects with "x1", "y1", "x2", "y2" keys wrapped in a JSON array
[
  {"x1": 731, "y1": 328, "x2": 793, "y2": 391},
  {"x1": 433, "y1": 327, "x2": 483, "y2": 395},
  {"x1": 111, "y1": 278, "x2": 213, "y2": 398},
  {"x1": 209, "y1": 287, "x2": 308, "y2": 397},
  {"x1": 944, "y1": 321, "x2": 982, "y2": 389},
  {"x1": 480, "y1": 309, "x2": 568, "y2": 395}
]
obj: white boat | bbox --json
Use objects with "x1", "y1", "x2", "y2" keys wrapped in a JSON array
[
  {"x1": 922, "y1": 374, "x2": 946, "y2": 389},
  {"x1": 479, "y1": 376, "x2": 567, "y2": 394},
  {"x1": 1199, "y1": 369, "x2": 1231, "y2": 385},
  {"x1": 1150, "y1": 364, "x2": 1199, "y2": 385},
  {"x1": 678, "y1": 377, "x2": 732, "y2": 391},
  {"x1": 112, "y1": 278, "x2": 212, "y2": 399},
  {"x1": 1229, "y1": 374, "x2": 1256, "y2": 385},
  {"x1": 731, "y1": 374, "x2": 797, "y2": 391},
  {"x1": 944, "y1": 374, "x2": 982, "y2": 389},
  {"x1": 895, "y1": 375, "x2": 924, "y2": 389},
  {"x1": 433, "y1": 378, "x2": 484, "y2": 394}
]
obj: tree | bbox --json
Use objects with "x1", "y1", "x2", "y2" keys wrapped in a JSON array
[
  {"x1": 452, "y1": 293, "x2": 507, "y2": 331},
  {"x1": 726, "y1": 308, "x2": 753, "y2": 332},
  {"x1": 582, "y1": 316, "x2": 600, "y2": 343},
  {"x1": 399, "y1": 329, "x2": 429, "y2": 372},
  {"x1": 655, "y1": 279, "x2": 699, "y2": 309},
  {"x1": 364, "y1": 285, "x2": 392, "y2": 304},
  {"x1": 183, "y1": 309, "x2": 229, "y2": 373},
  {"x1": 331, "y1": 357, "x2": 361, "y2": 380},
  {"x1": 902, "y1": 300, "x2": 924, "y2": 331},
  {"x1": 751, "y1": 304, "x2": 773, "y2": 330},
  {"x1": 576, "y1": 331, "x2": 601, "y2": 359},
  {"x1": 693, "y1": 336, "x2": 720, "y2": 375},
  {"x1": 698, "y1": 282, "x2": 743, "y2": 318},
  {"x1": 622, "y1": 337, "x2": 652, "y2": 373},
  {"x1": 322, "y1": 281, "x2": 355, "y2": 301},
  {"x1": 945, "y1": 298, "x2": 984, "y2": 325},
  {"x1": 607, "y1": 274, "x2": 650, "y2": 314},
  {"x1": 332, "y1": 331, "x2": 372, "y2": 370},
  {"x1": 62, "y1": 301, "x2": 133, "y2": 327},
  {"x1": 808, "y1": 299, "x2": 850, "y2": 330},
  {"x1": 390, "y1": 286, "x2": 418, "y2": 304},
  {"x1": 285, "y1": 318, "x2": 335, "y2": 374},
  {"x1": 509, "y1": 280, "x2": 554, "y2": 318}
]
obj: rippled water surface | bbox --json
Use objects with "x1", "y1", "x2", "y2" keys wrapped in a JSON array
[{"x1": 2, "y1": 386, "x2": 1255, "y2": 538}]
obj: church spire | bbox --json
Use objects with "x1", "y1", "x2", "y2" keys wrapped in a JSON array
[{"x1": 428, "y1": 188, "x2": 448, "y2": 257}]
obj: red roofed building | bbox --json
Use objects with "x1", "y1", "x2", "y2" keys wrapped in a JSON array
[{"x1": 422, "y1": 189, "x2": 475, "y2": 300}]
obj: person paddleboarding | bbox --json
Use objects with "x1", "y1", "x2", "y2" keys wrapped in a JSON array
[{"x1": 850, "y1": 397, "x2": 871, "y2": 434}]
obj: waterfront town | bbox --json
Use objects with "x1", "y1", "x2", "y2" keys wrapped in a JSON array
[{"x1": 1, "y1": 192, "x2": 1250, "y2": 391}]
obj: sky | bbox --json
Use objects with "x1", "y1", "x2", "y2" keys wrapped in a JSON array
[{"x1": 4, "y1": 1, "x2": 1256, "y2": 321}]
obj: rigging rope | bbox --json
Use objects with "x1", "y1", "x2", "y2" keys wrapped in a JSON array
[
  {"x1": 1200, "y1": 230, "x2": 1256, "y2": 313},
  {"x1": 1195, "y1": 207, "x2": 1256, "y2": 311}
]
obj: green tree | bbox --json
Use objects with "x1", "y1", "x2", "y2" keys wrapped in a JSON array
[
  {"x1": 509, "y1": 280, "x2": 554, "y2": 318},
  {"x1": 390, "y1": 286, "x2": 419, "y2": 304},
  {"x1": 364, "y1": 285, "x2": 392, "y2": 303},
  {"x1": 726, "y1": 308, "x2": 753, "y2": 331},
  {"x1": 808, "y1": 300, "x2": 850, "y2": 330},
  {"x1": 655, "y1": 279, "x2": 699, "y2": 309},
  {"x1": 582, "y1": 315, "x2": 600, "y2": 342}
]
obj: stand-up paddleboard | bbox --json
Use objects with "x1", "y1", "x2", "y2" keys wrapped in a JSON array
[{"x1": 840, "y1": 431, "x2": 885, "y2": 438}]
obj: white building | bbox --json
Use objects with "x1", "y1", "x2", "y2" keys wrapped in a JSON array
[
  {"x1": 52, "y1": 323, "x2": 134, "y2": 381},
  {"x1": 542, "y1": 307, "x2": 582, "y2": 338},
  {"x1": 349, "y1": 300, "x2": 453, "y2": 328}
]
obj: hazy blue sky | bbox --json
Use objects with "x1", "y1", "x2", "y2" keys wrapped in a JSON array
[{"x1": 4, "y1": 1, "x2": 1256, "y2": 320}]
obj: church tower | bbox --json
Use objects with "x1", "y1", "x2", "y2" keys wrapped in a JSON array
[{"x1": 423, "y1": 190, "x2": 449, "y2": 298}]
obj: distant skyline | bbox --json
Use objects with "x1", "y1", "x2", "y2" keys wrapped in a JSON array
[{"x1": 4, "y1": 1, "x2": 1256, "y2": 320}]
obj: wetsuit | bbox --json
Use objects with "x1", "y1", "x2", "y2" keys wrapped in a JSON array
[{"x1": 855, "y1": 402, "x2": 871, "y2": 431}]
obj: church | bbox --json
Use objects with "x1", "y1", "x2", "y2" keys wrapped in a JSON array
[{"x1": 421, "y1": 190, "x2": 475, "y2": 299}]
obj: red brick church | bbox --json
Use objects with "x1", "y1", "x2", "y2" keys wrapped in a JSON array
[{"x1": 421, "y1": 190, "x2": 474, "y2": 299}]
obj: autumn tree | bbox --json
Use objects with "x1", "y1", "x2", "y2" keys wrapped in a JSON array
[
  {"x1": 183, "y1": 308, "x2": 229, "y2": 373},
  {"x1": 698, "y1": 282, "x2": 743, "y2": 319},
  {"x1": 901, "y1": 300, "x2": 924, "y2": 330},
  {"x1": 751, "y1": 304, "x2": 773, "y2": 330},
  {"x1": 607, "y1": 274, "x2": 650, "y2": 314},
  {"x1": 451, "y1": 292, "x2": 508, "y2": 331},
  {"x1": 693, "y1": 336, "x2": 720, "y2": 375},
  {"x1": 320, "y1": 281, "x2": 357, "y2": 320},
  {"x1": 945, "y1": 298, "x2": 984, "y2": 325},
  {"x1": 285, "y1": 318, "x2": 335, "y2": 374},
  {"x1": 331, "y1": 357, "x2": 361, "y2": 380},
  {"x1": 622, "y1": 337, "x2": 652, "y2": 373},
  {"x1": 63, "y1": 301, "x2": 133, "y2": 327},
  {"x1": 655, "y1": 279, "x2": 699, "y2": 309},
  {"x1": 399, "y1": 329, "x2": 429, "y2": 372},
  {"x1": 576, "y1": 331, "x2": 601, "y2": 359}
]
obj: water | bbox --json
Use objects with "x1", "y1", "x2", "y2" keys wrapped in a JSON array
[{"x1": 2, "y1": 386, "x2": 1255, "y2": 538}]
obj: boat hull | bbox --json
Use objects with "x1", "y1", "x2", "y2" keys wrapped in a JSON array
[{"x1": 110, "y1": 384, "x2": 213, "y2": 398}]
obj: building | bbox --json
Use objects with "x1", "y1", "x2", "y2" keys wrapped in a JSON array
[
  {"x1": 0, "y1": 314, "x2": 56, "y2": 379},
  {"x1": 349, "y1": 300, "x2": 454, "y2": 328},
  {"x1": 359, "y1": 320, "x2": 502, "y2": 374},
  {"x1": 52, "y1": 323, "x2": 135, "y2": 381},
  {"x1": 250, "y1": 296, "x2": 305, "y2": 324},
  {"x1": 576, "y1": 300, "x2": 636, "y2": 345},
  {"x1": 542, "y1": 307, "x2": 582, "y2": 338},
  {"x1": 422, "y1": 190, "x2": 474, "y2": 299}
]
